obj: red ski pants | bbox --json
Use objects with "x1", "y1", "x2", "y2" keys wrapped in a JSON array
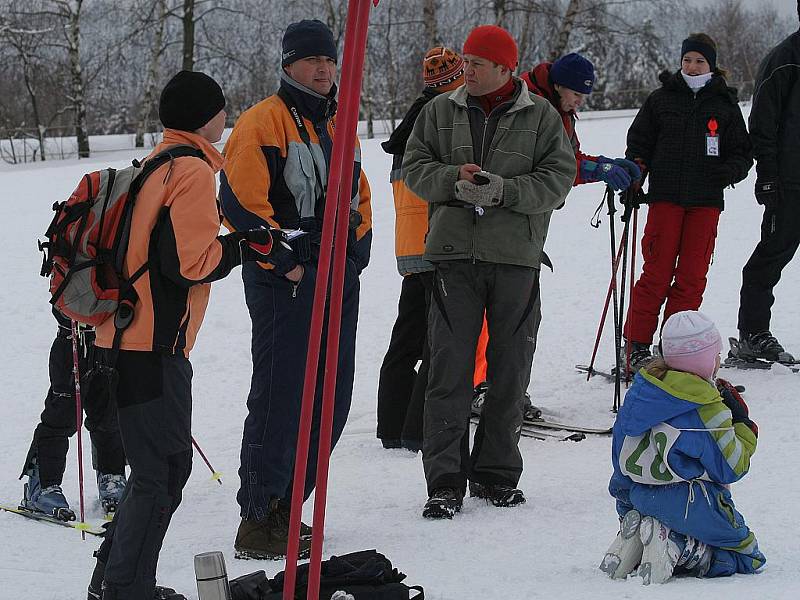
[{"x1": 625, "y1": 202, "x2": 721, "y2": 344}]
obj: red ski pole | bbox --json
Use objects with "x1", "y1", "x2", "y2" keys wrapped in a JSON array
[
  {"x1": 70, "y1": 320, "x2": 86, "y2": 540},
  {"x1": 283, "y1": 2, "x2": 375, "y2": 596}
]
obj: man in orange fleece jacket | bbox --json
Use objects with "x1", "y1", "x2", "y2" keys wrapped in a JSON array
[{"x1": 87, "y1": 71, "x2": 281, "y2": 600}]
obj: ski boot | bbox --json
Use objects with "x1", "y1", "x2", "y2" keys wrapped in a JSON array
[
  {"x1": 473, "y1": 381, "x2": 542, "y2": 420},
  {"x1": 469, "y1": 481, "x2": 526, "y2": 507},
  {"x1": 637, "y1": 516, "x2": 711, "y2": 584},
  {"x1": 615, "y1": 341, "x2": 653, "y2": 377},
  {"x1": 97, "y1": 472, "x2": 127, "y2": 515},
  {"x1": 21, "y1": 461, "x2": 75, "y2": 521},
  {"x1": 736, "y1": 331, "x2": 795, "y2": 363},
  {"x1": 422, "y1": 487, "x2": 463, "y2": 519},
  {"x1": 471, "y1": 382, "x2": 489, "y2": 416},
  {"x1": 600, "y1": 509, "x2": 643, "y2": 579}
]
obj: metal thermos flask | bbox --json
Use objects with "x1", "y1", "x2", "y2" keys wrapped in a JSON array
[{"x1": 195, "y1": 551, "x2": 232, "y2": 600}]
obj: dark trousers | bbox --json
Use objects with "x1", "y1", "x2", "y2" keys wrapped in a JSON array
[
  {"x1": 423, "y1": 261, "x2": 539, "y2": 495},
  {"x1": 94, "y1": 350, "x2": 193, "y2": 600},
  {"x1": 22, "y1": 316, "x2": 124, "y2": 487},
  {"x1": 738, "y1": 189, "x2": 800, "y2": 334},
  {"x1": 626, "y1": 202, "x2": 721, "y2": 344},
  {"x1": 376, "y1": 271, "x2": 433, "y2": 445},
  {"x1": 237, "y1": 260, "x2": 359, "y2": 521}
]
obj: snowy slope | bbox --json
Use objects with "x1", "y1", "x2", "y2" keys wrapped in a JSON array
[{"x1": 1, "y1": 111, "x2": 799, "y2": 600}]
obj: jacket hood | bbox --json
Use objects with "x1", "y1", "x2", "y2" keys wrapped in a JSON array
[
  {"x1": 617, "y1": 369, "x2": 720, "y2": 437},
  {"x1": 381, "y1": 88, "x2": 438, "y2": 156},
  {"x1": 658, "y1": 69, "x2": 740, "y2": 104},
  {"x1": 522, "y1": 63, "x2": 563, "y2": 111},
  {"x1": 156, "y1": 129, "x2": 225, "y2": 173}
]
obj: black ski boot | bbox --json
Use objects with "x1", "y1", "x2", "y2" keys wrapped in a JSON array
[
  {"x1": 422, "y1": 487, "x2": 462, "y2": 519},
  {"x1": 474, "y1": 381, "x2": 542, "y2": 420},
  {"x1": 737, "y1": 331, "x2": 795, "y2": 363},
  {"x1": 471, "y1": 382, "x2": 489, "y2": 416},
  {"x1": 617, "y1": 341, "x2": 653, "y2": 375},
  {"x1": 469, "y1": 481, "x2": 526, "y2": 507}
]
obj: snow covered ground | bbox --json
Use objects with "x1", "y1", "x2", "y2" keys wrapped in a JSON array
[{"x1": 1, "y1": 109, "x2": 799, "y2": 600}]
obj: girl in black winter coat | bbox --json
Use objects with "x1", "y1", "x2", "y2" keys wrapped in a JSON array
[{"x1": 623, "y1": 33, "x2": 753, "y2": 369}]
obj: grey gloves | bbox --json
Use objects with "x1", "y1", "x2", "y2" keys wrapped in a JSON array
[{"x1": 454, "y1": 171, "x2": 504, "y2": 208}]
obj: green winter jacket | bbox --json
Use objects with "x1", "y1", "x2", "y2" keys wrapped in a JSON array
[{"x1": 402, "y1": 81, "x2": 576, "y2": 268}]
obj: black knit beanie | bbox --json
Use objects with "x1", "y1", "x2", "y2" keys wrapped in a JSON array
[
  {"x1": 158, "y1": 70, "x2": 225, "y2": 132},
  {"x1": 681, "y1": 37, "x2": 717, "y2": 71},
  {"x1": 282, "y1": 19, "x2": 337, "y2": 67}
]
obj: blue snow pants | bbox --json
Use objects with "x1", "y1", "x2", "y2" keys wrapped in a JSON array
[
  {"x1": 628, "y1": 481, "x2": 766, "y2": 577},
  {"x1": 236, "y1": 260, "x2": 360, "y2": 521}
]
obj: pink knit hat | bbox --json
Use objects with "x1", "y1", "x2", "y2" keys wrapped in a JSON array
[{"x1": 661, "y1": 310, "x2": 722, "y2": 381}]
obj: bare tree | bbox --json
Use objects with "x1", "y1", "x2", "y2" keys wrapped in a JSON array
[
  {"x1": 0, "y1": 13, "x2": 52, "y2": 160},
  {"x1": 52, "y1": 0, "x2": 89, "y2": 158},
  {"x1": 135, "y1": 0, "x2": 168, "y2": 147},
  {"x1": 422, "y1": 0, "x2": 438, "y2": 47},
  {"x1": 549, "y1": 0, "x2": 582, "y2": 60}
]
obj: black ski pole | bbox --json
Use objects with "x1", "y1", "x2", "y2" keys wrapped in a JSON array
[{"x1": 615, "y1": 190, "x2": 636, "y2": 411}]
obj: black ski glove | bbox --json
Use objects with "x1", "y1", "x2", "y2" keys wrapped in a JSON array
[
  {"x1": 716, "y1": 378, "x2": 758, "y2": 436},
  {"x1": 239, "y1": 229, "x2": 298, "y2": 276},
  {"x1": 754, "y1": 179, "x2": 780, "y2": 211}
]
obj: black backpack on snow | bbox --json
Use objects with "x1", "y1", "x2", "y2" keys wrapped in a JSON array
[{"x1": 229, "y1": 550, "x2": 423, "y2": 600}]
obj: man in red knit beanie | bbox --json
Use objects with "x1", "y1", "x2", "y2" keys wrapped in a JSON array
[{"x1": 403, "y1": 24, "x2": 576, "y2": 520}]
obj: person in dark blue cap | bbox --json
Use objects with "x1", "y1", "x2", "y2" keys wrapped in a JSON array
[{"x1": 522, "y1": 52, "x2": 641, "y2": 192}]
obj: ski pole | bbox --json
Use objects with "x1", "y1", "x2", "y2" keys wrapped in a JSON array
[
  {"x1": 586, "y1": 225, "x2": 627, "y2": 379},
  {"x1": 283, "y1": 3, "x2": 376, "y2": 597},
  {"x1": 625, "y1": 204, "x2": 640, "y2": 382},
  {"x1": 70, "y1": 320, "x2": 86, "y2": 540},
  {"x1": 191, "y1": 436, "x2": 222, "y2": 485},
  {"x1": 615, "y1": 193, "x2": 636, "y2": 411}
]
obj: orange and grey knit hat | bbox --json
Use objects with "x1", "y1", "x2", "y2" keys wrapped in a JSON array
[{"x1": 422, "y1": 46, "x2": 465, "y2": 91}]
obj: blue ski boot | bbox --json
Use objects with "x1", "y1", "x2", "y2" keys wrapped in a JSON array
[
  {"x1": 97, "y1": 472, "x2": 127, "y2": 515},
  {"x1": 22, "y1": 461, "x2": 75, "y2": 521}
]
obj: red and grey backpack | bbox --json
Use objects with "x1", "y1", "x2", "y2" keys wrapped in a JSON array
[{"x1": 39, "y1": 146, "x2": 205, "y2": 336}]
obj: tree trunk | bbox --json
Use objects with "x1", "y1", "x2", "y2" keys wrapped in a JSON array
[
  {"x1": 22, "y1": 60, "x2": 46, "y2": 161},
  {"x1": 493, "y1": 0, "x2": 507, "y2": 27},
  {"x1": 423, "y1": 0, "x2": 438, "y2": 48},
  {"x1": 65, "y1": 0, "x2": 89, "y2": 158},
  {"x1": 182, "y1": 0, "x2": 195, "y2": 71},
  {"x1": 549, "y1": 0, "x2": 581, "y2": 61},
  {"x1": 136, "y1": 0, "x2": 167, "y2": 148}
]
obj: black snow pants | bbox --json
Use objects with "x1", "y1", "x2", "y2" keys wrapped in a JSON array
[
  {"x1": 423, "y1": 261, "x2": 540, "y2": 496},
  {"x1": 93, "y1": 349, "x2": 193, "y2": 600},
  {"x1": 21, "y1": 311, "x2": 125, "y2": 488},
  {"x1": 738, "y1": 187, "x2": 800, "y2": 334},
  {"x1": 376, "y1": 271, "x2": 433, "y2": 448}
]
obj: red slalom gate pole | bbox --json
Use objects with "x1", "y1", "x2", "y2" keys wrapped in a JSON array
[
  {"x1": 70, "y1": 320, "x2": 86, "y2": 540},
  {"x1": 306, "y1": 1, "x2": 373, "y2": 598},
  {"x1": 283, "y1": 2, "x2": 375, "y2": 598}
]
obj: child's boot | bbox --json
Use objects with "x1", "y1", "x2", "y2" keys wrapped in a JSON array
[
  {"x1": 638, "y1": 516, "x2": 684, "y2": 584},
  {"x1": 600, "y1": 509, "x2": 644, "y2": 579}
]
